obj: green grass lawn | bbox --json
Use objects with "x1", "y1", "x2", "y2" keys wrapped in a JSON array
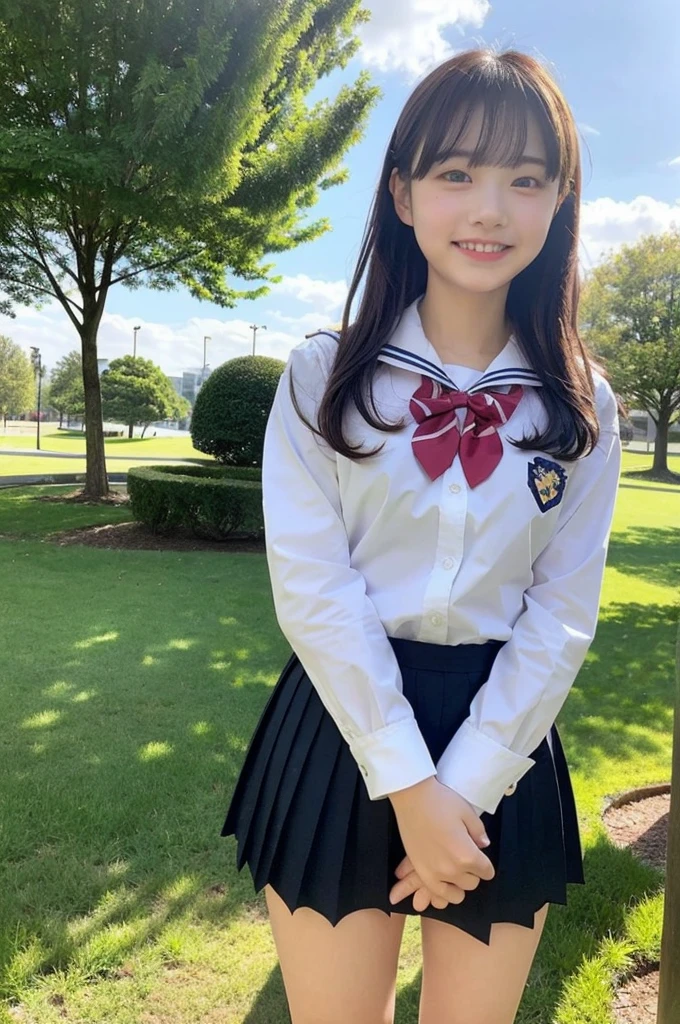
[
  {"x1": 0, "y1": 428, "x2": 202, "y2": 456},
  {"x1": 0, "y1": 460, "x2": 678, "y2": 1024},
  {"x1": 0, "y1": 429, "x2": 210, "y2": 477}
]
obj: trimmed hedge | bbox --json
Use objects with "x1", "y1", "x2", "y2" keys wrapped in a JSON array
[{"x1": 127, "y1": 463, "x2": 263, "y2": 541}]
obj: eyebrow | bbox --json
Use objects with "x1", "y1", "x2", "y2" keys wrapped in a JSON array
[{"x1": 441, "y1": 148, "x2": 547, "y2": 169}]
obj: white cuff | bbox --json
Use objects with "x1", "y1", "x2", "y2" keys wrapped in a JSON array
[
  {"x1": 435, "y1": 720, "x2": 536, "y2": 816},
  {"x1": 348, "y1": 717, "x2": 437, "y2": 801}
]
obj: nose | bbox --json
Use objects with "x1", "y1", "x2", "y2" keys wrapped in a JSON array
[{"x1": 467, "y1": 185, "x2": 509, "y2": 229}]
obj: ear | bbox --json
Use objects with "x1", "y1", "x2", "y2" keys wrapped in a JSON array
[{"x1": 389, "y1": 167, "x2": 414, "y2": 227}]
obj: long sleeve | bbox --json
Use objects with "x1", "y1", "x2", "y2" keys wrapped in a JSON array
[
  {"x1": 263, "y1": 341, "x2": 438, "y2": 800},
  {"x1": 435, "y1": 381, "x2": 622, "y2": 817}
]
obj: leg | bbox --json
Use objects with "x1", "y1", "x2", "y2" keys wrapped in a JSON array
[
  {"x1": 418, "y1": 902, "x2": 550, "y2": 1024},
  {"x1": 265, "y1": 883, "x2": 408, "y2": 1024}
]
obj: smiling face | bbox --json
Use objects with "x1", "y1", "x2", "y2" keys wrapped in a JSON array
[{"x1": 389, "y1": 103, "x2": 564, "y2": 296}]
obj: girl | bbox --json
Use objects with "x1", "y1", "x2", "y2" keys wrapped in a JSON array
[{"x1": 221, "y1": 47, "x2": 623, "y2": 1024}]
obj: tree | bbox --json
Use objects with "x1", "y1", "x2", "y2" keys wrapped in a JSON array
[
  {"x1": 49, "y1": 350, "x2": 85, "y2": 427},
  {"x1": 0, "y1": 337, "x2": 34, "y2": 429},
  {"x1": 579, "y1": 229, "x2": 680, "y2": 480},
  {"x1": 0, "y1": 0, "x2": 380, "y2": 497},
  {"x1": 100, "y1": 355, "x2": 190, "y2": 437}
]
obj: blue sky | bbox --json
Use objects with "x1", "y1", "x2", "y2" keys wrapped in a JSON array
[{"x1": 4, "y1": 0, "x2": 680, "y2": 379}]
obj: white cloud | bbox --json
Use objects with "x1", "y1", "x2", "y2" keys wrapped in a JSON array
[
  {"x1": 667, "y1": 155, "x2": 680, "y2": 167},
  {"x1": 269, "y1": 274, "x2": 347, "y2": 312},
  {"x1": 579, "y1": 195, "x2": 680, "y2": 269},
  {"x1": 357, "y1": 0, "x2": 490, "y2": 79},
  {"x1": 0, "y1": 275, "x2": 349, "y2": 379}
]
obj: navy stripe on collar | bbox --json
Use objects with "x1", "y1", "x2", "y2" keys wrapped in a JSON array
[
  {"x1": 377, "y1": 344, "x2": 542, "y2": 391},
  {"x1": 305, "y1": 334, "x2": 543, "y2": 391}
]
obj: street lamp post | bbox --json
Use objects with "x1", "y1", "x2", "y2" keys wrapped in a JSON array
[
  {"x1": 133, "y1": 325, "x2": 141, "y2": 358},
  {"x1": 29, "y1": 346, "x2": 42, "y2": 450},
  {"x1": 250, "y1": 323, "x2": 267, "y2": 355},
  {"x1": 203, "y1": 335, "x2": 211, "y2": 378}
]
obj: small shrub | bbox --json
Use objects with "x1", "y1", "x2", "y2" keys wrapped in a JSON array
[
  {"x1": 127, "y1": 463, "x2": 263, "y2": 540},
  {"x1": 190, "y1": 355, "x2": 285, "y2": 466}
]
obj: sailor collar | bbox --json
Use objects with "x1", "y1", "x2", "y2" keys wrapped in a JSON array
[{"x1": 375, "y1": 296, "x2": 542, "y2": 394}]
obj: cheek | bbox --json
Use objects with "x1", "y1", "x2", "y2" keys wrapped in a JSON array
[{"x1": 413, "y1": 194, "x2": 459, "y2": 244}]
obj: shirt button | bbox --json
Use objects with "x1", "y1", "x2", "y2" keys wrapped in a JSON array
[
  {"x1": 442, "y1": 557, "x2": 454, "y2": 570},
  {"x1": 430, "y1": 613, "x2": 443, "y2": 626},
  {"x1": 505, "y1": 782, "x2": 517, "y2": 796},
  {"x1": 449, "y1": 483, "x2": 461, "y2": 494}
]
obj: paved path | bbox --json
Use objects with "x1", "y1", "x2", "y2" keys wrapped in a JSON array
[{"x1": 0, "y1": 448, "x2": 206, "y2": 463}]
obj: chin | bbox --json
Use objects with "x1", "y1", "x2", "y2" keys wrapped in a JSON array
[{"x1": 444, "y1": 273, "x2": 514, "y2": 294}]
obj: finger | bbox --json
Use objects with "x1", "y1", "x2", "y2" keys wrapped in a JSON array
[
  {"x1": 389, "y1": 878, "x2": 416, "y2": 904},
  {"x1": 412, "y1": 886, "x2": 432, "y2": 913},
  {"x1": 389, "y1": 868, "x2": 421, "y2": 904},
  {"x1": 394, "y1": 855, "x2": 412, "y2": 879}
]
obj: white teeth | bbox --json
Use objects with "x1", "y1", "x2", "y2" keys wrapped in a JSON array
[{"x1": 457, "y1": 242, "x2": 507, "y2": 252}]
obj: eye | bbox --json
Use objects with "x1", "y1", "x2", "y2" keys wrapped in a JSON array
[{"x1": 442, "y1": 169, "x2": 543, "y2": 189}]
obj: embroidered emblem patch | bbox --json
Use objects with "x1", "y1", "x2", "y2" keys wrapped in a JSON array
[{"x1": 527, "y1": 457, "x2": 568, "y2": 512}]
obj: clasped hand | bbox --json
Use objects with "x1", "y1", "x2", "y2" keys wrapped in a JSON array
[
  {"x1": 389, "y1": 854, "x2": 447, "y2": 911},
  {"x1": 388, "y1": 838, "x2": 491, "y2": 912}
]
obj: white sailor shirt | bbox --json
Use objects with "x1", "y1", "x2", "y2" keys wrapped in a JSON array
[{"x1": 261, "y1": 296, "x2": 622, "y2": 817}]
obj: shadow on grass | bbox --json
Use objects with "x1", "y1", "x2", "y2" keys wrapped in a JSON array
[
  {"x1": 607, "y1": 525, "x2": 680, "y2": 590},
  {"x1": 0, "y1": 539, "x2": 676, "y2": 1022}
]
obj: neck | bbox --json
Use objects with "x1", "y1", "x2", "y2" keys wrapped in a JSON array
[{"x1": 417, "y1": 274, "x2": 512, "y2": 370}]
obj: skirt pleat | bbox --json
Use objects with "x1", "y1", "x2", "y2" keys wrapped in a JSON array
[{"x1": 221, "y1": 637, "x2": 586, "y2": 945}]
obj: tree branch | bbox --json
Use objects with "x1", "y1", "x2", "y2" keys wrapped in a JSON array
[
  {"x1": 107, "y1": 247, "x2": 199, "y2": 288},
  {"x1": 23, "y1": 214, "x2": 85, "y2": 332},
  {"x1": 0, "y1": 272, "x2": 83, "y2": 312}
]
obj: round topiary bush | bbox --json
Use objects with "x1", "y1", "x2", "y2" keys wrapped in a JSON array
[
  {"x1": 127, "y1": 463, "x2": 263, "y2": 540},
  {"x1": 191, "y1": 355, "x2": 285, "y2": 466}
]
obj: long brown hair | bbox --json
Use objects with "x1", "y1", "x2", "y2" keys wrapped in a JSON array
[{"x1": 291, "y1": 47, "x2": 621, "y2": 462}]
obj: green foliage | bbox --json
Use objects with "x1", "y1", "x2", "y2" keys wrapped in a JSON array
[
  {"x1": 48, "y1": 350, "x2": 85, "y2": 417},
  {"x1": 0, "y1": 0, "x2": 380, "y2": 310},
  {"x1": 190, "y1": 354, "x2": 285, "y2": 465},
  {"x1": 580, "y1": 229, "x2": 680, "y2": 426},
  {"x1": 127, "y1": 463, "x2": 262, "y2": 540},
  {"x1": 100, "y1": 355, "x2": 190, "y2": 433},
  {"x1": 0, "y1": 0, "x2": 380, "y2": 495},
  {"x1": 0, "y1": 336, "x2": 34, "y2": 418}
]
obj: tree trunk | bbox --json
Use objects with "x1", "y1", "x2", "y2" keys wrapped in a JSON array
[
  {"x1": 652, "y1": 410, "x2": 669, "y2": 475},
  {"x1": 128, "y1": 422, "x2": 134, "y2": 438},
  {"x1": 80, "y1": 323, "x2": 110, "y2": 499},
  {"x1": 657, "y1": 617, "x2": 680, "y2": 1022}
]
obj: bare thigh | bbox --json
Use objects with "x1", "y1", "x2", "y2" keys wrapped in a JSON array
[
  {"x1": 418, "y1": 902, "x2": 550, "y2": 1024},
  {"x1": 265, "y1": 884, "x2": 407, "y2": 1024}
]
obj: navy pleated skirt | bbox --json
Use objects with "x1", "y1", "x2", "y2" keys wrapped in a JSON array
[{"x1": 220, "y1": 636, "x2": 585, "y2": 946}]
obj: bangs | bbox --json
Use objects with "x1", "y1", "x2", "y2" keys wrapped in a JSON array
[{"x1": 409, "y1": 78, "x2": 563, "y2": 183}]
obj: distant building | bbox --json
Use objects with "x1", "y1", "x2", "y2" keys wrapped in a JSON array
[{"x1": 169, "y1": 367, "x2": 212, "y2": 408}]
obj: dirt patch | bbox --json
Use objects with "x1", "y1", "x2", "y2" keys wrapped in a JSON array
[
  {"x1": 612, "y1": 963, "x2": 660, "y2": 1024},
  {"x1": 49, "y1": 520, "x2": 265, "y2": 553},
  {"x1": 603, "y1": 790, "x2": 670, "y2": 872},
  {"x1": 604, "y1": 789, "x2": 667, "y2": 1021},
  {"x1": 33, "y1": 488, "x2": 130, "y2": 506}
]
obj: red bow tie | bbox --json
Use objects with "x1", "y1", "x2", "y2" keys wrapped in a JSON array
[{"x1": 410, "y1": 378, "x2": 524, "y2": 487}]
